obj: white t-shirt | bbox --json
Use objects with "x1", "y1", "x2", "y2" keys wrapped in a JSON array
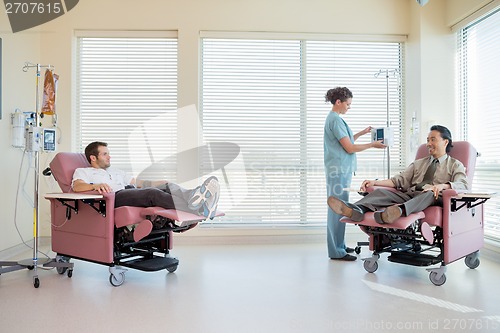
[{"x1": 72, "y1": 167, "x2": 133, "y2": 192}]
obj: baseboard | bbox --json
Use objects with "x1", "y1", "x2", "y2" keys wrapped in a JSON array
[
  {"x1": 0, "y1": 237, "x2": 51, "y2": 261},
  {"x1": 174, "y1": 233, "x2": 326, "y2": 246},
  {"x1": 481, "y1": 238, "x2": 500, "y2": 264}
]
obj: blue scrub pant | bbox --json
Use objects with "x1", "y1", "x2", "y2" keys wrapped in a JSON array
[{"x1": 326, "y1": 172, "x2": 352, "y2": 259}]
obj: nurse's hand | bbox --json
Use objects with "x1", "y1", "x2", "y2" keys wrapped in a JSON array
[
  {"x1": 371, "y1": 140, "x2": 387, "y2": 149},
  {"x1": 360, "y1": 126, "x2": 372, "y2": 135}
]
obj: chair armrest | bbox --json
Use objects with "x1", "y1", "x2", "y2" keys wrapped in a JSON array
[
  {"x1": 45, "y1": 192, "x2": 104, "y2": 200},
  {"x1": 79, "y1": 191, "x2": 116, "y2": 214},
  {"x1": 441, "y1": 189, "x2": 468, "y2": 201},
  {"x1": 45, "y1": 191, "x2": 115, "y2": 216},
  {"x1": 75, "y1": 191, "x2": 115, "y2": 198}
]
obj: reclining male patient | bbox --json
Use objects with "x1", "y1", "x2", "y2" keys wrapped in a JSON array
[
  {"x1": 72, "y1": 141, "x2": 220, "y2": 219},
  {"x1": 328, "y1": 125, "x2": 468, "y2": 224}
]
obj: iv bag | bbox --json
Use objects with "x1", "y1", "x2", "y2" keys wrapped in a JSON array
[{"x1": 41, "y1": 69, "x2": 59, "y2": 115}]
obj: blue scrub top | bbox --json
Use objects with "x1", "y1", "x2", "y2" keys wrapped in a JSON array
[{"x1": 323, "y1": 111, "x2": 356, "y2": 175}]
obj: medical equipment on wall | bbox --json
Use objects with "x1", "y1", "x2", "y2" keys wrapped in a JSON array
[
  {"x1": 0, "y1": 62, "x2": 65, "y2": 288},
  {"x1": 374, "y1": 68, "x2": 400, "y2": 179},
  {"x1": 25, "y1": 127, "x2": 57, "y2": 152},
  {"x1": 409, "y1": 113, "x2": 420, "y2": 153},
  {"x1": 11, "y1": 109, "x2": 57, "y2": 152},
  {"x1": 11, "y1": 109, "x2": 26, "y2": 148}
]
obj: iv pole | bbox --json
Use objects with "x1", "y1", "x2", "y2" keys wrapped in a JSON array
[
  {"x1": 1, "y1": 62, "x2": 72, "y2": 287},
  {"x1": 18, "y1": 62, "x2": 54, "y2": 287},
  {"x1": 0, "y1": 63, "x2": 52, "y2": 288},
  {"x1": 374, "y1": 69, "x2": 399, "y2": 179}
]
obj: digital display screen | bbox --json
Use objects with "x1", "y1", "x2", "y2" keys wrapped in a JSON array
[
  {"x1": 44, "y1": 130, "x2": 55, "y2": 143},
  {"x1": 376, "y1": 128, "x2": 384, "y2": 140},
  {"x1": 43, "y1": 128, "x2": 56, "y2": 151}
]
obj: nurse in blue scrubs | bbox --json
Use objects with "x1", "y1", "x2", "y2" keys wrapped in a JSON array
[{"x1": 323, "y1": 87, "x2": 386, "y2": 260}]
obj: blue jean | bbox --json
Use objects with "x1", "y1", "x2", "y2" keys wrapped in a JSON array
[{"x1": 326, "y1": 172, "x2": 352, "y2": 258}]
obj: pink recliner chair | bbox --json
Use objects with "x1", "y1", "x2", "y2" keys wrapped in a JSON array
[
  {"x1": 45, "y1": 152, "x2": 223, "y2": 286},
  {"x1": 341, "y1": 141, "x2": 491, "y2": 285}
]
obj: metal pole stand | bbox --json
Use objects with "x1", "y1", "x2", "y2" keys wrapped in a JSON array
[
  {"x1": 374, "y1": 68, "x2": 400, "y2": 179},
  {"x1": 0, "y1": 62, "x2": 72, "y2": 288}
]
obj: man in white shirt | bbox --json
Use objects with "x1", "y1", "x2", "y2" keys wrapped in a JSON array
[{"x1": 72, "y1": 141, "x2": 220, "y2": 219}]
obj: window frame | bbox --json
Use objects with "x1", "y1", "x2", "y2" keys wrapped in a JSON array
[
  {"x1": 456, "y1": 8, "x2": 500, "y2": 241},
  {"x1": 73, "y1": 30, "x2": 179, "y2": 180},
  {"x1": 200, "y1": 32, "x2": 407, "y2": 226}
]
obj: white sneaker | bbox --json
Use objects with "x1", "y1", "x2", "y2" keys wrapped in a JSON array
[
  {"x1": 188, "y1": 176, "x2": 220, "y2": 219},
  {"x1": 188, "y1": 185, "x2": 203, "y2": 210}
]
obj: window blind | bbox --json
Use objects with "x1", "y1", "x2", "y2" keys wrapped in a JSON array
[
  {"x1": 75, "y1": 35, "x2": 178, "y2": 179},
  {"x1": 458, "y1": 8, "x2": 500, "y2": 241},
  {"x1": 201, "y1": 37, "x2": 405, "y2": 225}
]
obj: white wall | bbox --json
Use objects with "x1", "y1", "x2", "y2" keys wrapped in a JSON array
[
  {"x1": 0, "y1": 0, "x2": 490, "y2": 250},
  {"x1": 414, "y1": 0, "x2": 457, "y2": 140},
  {"x1": 0, "y1": 11, "x2": 41, "y2": 250},
  {"x1": 445, "y1": 0, "x2": 496, "y2": 27}
]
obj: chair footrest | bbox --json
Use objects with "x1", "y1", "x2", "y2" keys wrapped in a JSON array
[
  {"x1": 341, "y1": 211, "x2": 425, "y2": 229},
  {"x1": 388, "y1": 252, "x2": 441, "y2": 267},
  {"x1": 120, "y1": 256, "x2": 179, "y2": 272}
]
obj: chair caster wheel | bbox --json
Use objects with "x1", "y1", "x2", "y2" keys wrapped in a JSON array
[
  {"x1": 429, "y1": 271, "x2": 446, "y2": 286},
  {"x1": 465, "y1": 253, "x2": 480, "y2": 269},
  {"x1": 363, "y1": 260, "x2": 378, "y2": 273},
  {"x1": 109, "y1": 272, "x2": 126, "y2": 287}
]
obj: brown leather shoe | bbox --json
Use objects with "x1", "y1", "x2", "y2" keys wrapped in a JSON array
[
  {"x1": 374, "y1": 205, "x2": 402, "y2": 224},
  {"x1": 327, "y1": 196, "x2": 364, "y2": 222}
]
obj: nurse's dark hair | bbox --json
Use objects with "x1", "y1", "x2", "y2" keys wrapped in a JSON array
[
  {"x1": 84, "y1": 141, "x2": 108, "y2": 163},
  {"x1": 430, "y1": 125, "x2": 453, "y2": 153},
  {"x1": 325, "y1": 87, "x2": 353, "y2": 104}
]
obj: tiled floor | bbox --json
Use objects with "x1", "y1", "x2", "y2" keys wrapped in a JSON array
[{"x1": 1, "y1": 239, "x2": 500, "y2": 333}]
